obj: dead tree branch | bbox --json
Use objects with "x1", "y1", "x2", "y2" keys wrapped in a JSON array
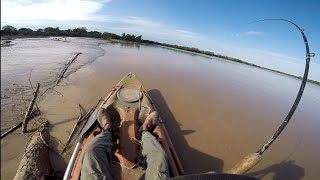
[
  {"x1": 28, "y1": 69, "x2": 41, "y2": 115},
  {"x1": 22, "y1": 83, "x2": 40, "y2": 134},
  {"x1": 61, "y1": 105, "x2": 83, "y2": 154},
  {"x1": 55, "y1": 52, "x2": 82, "y2": 85},
  {"x1": 62, "y1": 99, "x2": 102, "y2": 153},
  {"x1": 1, "y1": 122, "x2": 22, "y2": 139}
]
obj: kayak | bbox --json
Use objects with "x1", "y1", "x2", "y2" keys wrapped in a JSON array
[{"x1": 65, "y1": 73, "x2": 184, "y2": 179}]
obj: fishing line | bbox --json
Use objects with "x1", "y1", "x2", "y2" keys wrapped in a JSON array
[{"x1": 249, "y1": 19, "x2": 315, "y2": 155}]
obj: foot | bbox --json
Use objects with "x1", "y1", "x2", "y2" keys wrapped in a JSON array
[
  {"x1": 142, "y1": 111, "x2": 159, "y2": 131},
  {"x1": 97, "y1": 108, "x2": 112, "y2": 130}
]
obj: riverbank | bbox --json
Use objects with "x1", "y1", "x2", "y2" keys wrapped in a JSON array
[
  {"x1": 1, "y1": 35, "x2": 48, "y2": 40},
  {"x1": 1, "y1": 37, "x2": 106, "y2": 179}
]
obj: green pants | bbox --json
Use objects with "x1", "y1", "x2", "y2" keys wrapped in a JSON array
[{"x1": 81, "y1": 130, "x2": 169, "y2": 180}]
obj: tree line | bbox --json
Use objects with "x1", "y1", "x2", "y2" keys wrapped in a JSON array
[{"x1": 1, "y1": 25, "x2": 142, "y2": 42}]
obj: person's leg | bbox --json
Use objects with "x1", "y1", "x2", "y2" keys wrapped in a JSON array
[
  {"x1": 80, "y1": 108, "x2": 114, "y2": 180},
  {"x1": 141, "y1": 112, "x2": 169, "y2": 180},
  {"x1": 80, "y1": 129, "x2": 113, "y2": 180}
]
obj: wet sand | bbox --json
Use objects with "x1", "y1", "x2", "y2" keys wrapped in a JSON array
[{"x1": 1, "y1": 38, "x2": 320, "y2": 179}]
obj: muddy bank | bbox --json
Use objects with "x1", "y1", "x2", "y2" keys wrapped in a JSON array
[
  {"x1": 1, "y1": 38, "x2": 320, "y2": 180},
  {"x1": 13, "y1": 122, "x2": 51, "y2": 180},
  {"x1": 1, "y1": 37, "x2": 106, "y2": 132},
  {"x1": 1, "y1": 37, "x2": 106, "y2": 179}
]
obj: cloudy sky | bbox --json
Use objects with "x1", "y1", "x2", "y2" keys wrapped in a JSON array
[{"x1": 1, "y1": 0, "x2": 319, "y2": 81}]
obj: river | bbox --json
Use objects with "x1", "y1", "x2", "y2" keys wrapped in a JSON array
[{"x1": 1, "y1": 37, "x2": 320, "y2": 179}]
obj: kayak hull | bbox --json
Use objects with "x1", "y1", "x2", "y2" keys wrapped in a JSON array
[{"x1": 68, "y1": 73, "x2": 184, "y2": 179}]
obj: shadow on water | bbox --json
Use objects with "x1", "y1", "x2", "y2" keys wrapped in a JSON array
[
  {"x1": 247, "y1": 160, "x2": 305, "y2": 180},
  {"x1": 148, "y1": 89, "x2": 224, "y2": 174}
]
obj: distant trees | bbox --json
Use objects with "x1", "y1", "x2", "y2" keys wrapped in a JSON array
[
  {"x1": 63, "y1": 29, "x2": 73, "y2": 36},
  {"x1": 72, "y1": 27, "x2": 87, "y2": 37},
  {"x1": 102, "y1": 32, "x2": 120, "y2": 39},
  {"x1": 35, "y1": 28, "x2": 44, "y2": 35},
  {"x1": 44, "y1": 27, "x2": 61, "y2": 36},
  {"x1": 87, "y1": 31, "x2": 102, "y2": 38},
  {"x1": 120, "y1": 33, "x2": 142, "y2": 42},
  {"x1": 18, "y1": 28, "x2": 34, "y2": 36},
  {"x1": 0, "y1": 25, "x2": 143, "y2": 42},
  {"x1": 2, "y1": 25, "x2": 18, "y2": 35},
  {"x1": 136, "y1": 35, "x2": 142, "y2": 42}
]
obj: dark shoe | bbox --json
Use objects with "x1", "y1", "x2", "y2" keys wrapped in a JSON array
[
  {"x1": 142, "y1": 111, "x2": 159, "y2": 131},
  {"x1": 97, "y1": 108, "x2": 112, "y2": 130},
  {"x1": 138, "y1": 106, "x2": 150, "y2": 124}
]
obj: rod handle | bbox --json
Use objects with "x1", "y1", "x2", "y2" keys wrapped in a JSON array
[{"x1": 227, "y1": 153, "x2": 262, "y2": 175}]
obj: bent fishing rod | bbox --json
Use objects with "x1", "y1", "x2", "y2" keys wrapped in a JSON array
[{"x1": 227, "y1": 18, "x2": 315, "y2": 175}]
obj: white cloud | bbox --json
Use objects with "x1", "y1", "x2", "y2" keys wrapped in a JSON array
[
  {"x1": 244, "y1": 30, "x2": 263, "y2": 36},
  {"x1": 1, "y1": 0, "x2": 200, "y2": 46},
  {"x1": 231, "y1": 30, "x2": 263, "y2": 38},
  {"x1": 1, "y1": 0, "x2": 110, "y2": 23},
  {"x1": 105, "y1": 16, "x2": 163, "y2": 27}
]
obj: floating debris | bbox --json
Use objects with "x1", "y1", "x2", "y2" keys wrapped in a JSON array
[{"x1": 1, "y1": 40, "x2": 15, "y2": 47}]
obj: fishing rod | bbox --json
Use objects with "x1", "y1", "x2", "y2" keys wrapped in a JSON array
[{"x1": 227, "y1": 18, "x2": 315, "y2": 175}]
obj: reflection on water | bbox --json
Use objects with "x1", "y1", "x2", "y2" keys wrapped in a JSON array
[
  {"x1": 109, "y1": 40, "x2": 141, "y2": 49},
  {"x1": 120, "y1": 42, "x2": 140, "y2": 49},
  {"x1": 1, "y1": 38, "x2": 320, "y2": 180}
]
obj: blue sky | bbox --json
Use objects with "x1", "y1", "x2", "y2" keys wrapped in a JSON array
[{"x1": 2, "y1": 0, "x2": 319, "y2": 81}]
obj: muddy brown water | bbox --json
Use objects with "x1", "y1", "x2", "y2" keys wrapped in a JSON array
[{"x1": 1, "y1": 38, "x2": 320, "y2": 179}]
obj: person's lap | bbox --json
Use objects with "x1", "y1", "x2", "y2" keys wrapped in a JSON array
[{"x1": 80, "y1": 109, "x2": 169, "y2": 180}]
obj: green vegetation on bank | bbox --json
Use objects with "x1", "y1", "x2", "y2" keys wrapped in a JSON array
[
  {"x1": 1, "y1": 25, "x2": 142, "y2": 42},
  {"x1": 1, "y1": 25, "x2": 319, "y2": 85}
]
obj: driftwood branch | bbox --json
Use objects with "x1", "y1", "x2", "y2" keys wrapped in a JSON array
[
  {"x1": 76, "y1": 99, "x2": 102, "y2": 137},
  {"x1": 1, "y1": 109, "x2": 41, "y2": 139},
  {"x1": 55, "y1": 52, "x2": 82, "y2": 85},
  {"x1": 28, "y1": 69, "x2": 41, "y2": 115},
  {"x1": 79, "y1": 98, "x2": 101, "y2": 122},
  {"x1": 1, "y1": 122, "x2": 22, "y2": 139},
  {"x1": 22, "y1": 83, "x2": 40, "y2": 134},
  {"x1": 62, "y1": 99, "x2": 102, "y2": 153},
  {"x1": 78, "y1": 104, "x2": 85, "y2": 116},
  {"x1": 61, "y1": 104, "x2": 83, "y2": 153}
]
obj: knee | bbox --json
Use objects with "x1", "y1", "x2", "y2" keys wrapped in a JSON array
[
  {"x1": 81, "y1": 146, "x2": 96, "y2": 163},
  {"x1": 83, "y1": 146, "x2": 112, "y2": 164},
  {"x1": 146, "y1": 152, "x2": 169, "y2": 178},
  {"x1": 148, "y1": 151, "x2": 167, "y2": 164}
]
